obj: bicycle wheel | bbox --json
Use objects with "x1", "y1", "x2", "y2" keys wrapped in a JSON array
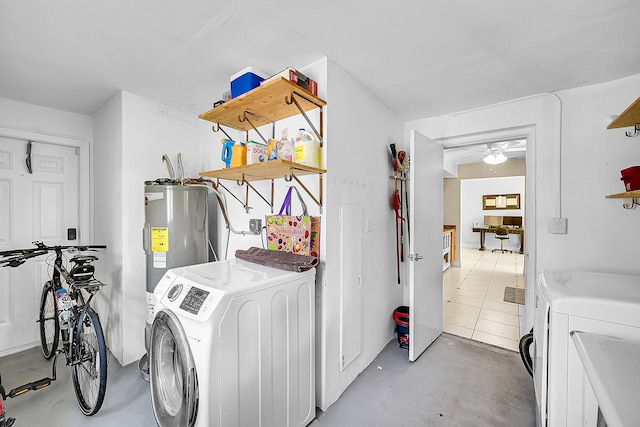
[
  {"x1": 38, "y1": 281, "x2": 59, "y2": 359},
  {"x1": 71, "y1": 307, "x2": 107, "y2": 416}
]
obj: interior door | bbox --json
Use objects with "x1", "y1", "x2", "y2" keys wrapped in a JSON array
[
  {"x1": 0, "y1": 136, "x2": 79, "y2": 355},
  {"x1": 408, "y1": 130, "x2": 443, "y2": 362}
]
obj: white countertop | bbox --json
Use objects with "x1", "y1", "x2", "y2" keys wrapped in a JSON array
[{"x1": 571, "y1": 331, "x2": 640, "y2": 427}]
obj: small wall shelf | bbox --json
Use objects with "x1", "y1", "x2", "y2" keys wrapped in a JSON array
[
  {"x1": 608, "y1": 96, "x2": 640, "y2": 137},
  {"x1": 606, "y1": 97, "x2": 640, "y2": 206},
  {"x1": 605, "y1": 190, "x2": 640, "y2": 199}
]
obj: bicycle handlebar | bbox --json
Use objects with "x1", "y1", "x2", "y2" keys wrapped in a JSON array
[{"x1": 0, "y1": 243, "x2": 107, "y2": 268}]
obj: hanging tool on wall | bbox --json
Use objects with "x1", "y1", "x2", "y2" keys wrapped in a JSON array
[
  {"x1": 397, "y1": 151, "x2": 410, "y2": 246},
  {"x1": 397, "y1": 150, "x2": 406, "y2": 259},
  {"x1": 389, "y1": 143, "x2": 402, "y2": 284}
]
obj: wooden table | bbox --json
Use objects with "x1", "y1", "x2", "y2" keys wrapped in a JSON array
[{"x1": 471, "y1": 227, "x2": 525, "y2": 254}]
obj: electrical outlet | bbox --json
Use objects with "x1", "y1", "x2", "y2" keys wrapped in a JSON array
[
  {"x1": 549, "y1": 217, "x2": 568, "y2": 234},
  {"x1": 249, "y1": 218, "x2": 262, "y2": 235}
]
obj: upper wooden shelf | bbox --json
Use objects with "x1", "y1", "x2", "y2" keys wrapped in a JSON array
[
  {"x1": 199, "y1": 78, "x2": 326, "y2": 131},
  {"x1": 607, "y1": 97, "x2": 640, "y2": 129},
  {"x1": 606, "y1": 189, "x2": 640, "y2": 199},
  {"x1": 200, "y1": 160, "x2": 325, "y2": 182}
]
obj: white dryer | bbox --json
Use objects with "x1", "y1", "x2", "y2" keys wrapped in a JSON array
[
  {"x1": 533, "y1": 270, "x2": 640, "y2": 427},
  {"x1": 149, "y1": 258, "x2": 316, "y2": 427}
]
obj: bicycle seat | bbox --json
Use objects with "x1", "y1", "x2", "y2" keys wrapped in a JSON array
[{"x1": 71, "y1": 255, "x2": 98, "y2": 264}]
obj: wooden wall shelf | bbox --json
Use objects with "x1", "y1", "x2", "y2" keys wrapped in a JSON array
[
  {"x1": 605, "y1": 190, "x2": 640, "y2": 199},
  {"x1": 200, "y1": 160, "x2": 325, "y2": 182},
  {"x1": 608, "y1": 97, "x2": 640, "y2": 135},
  {"x1": 199, "y1": 78, "x2": 326, "y2": 131},
  {"x1": 201, "y1": 160, "x2": 326, "y2": 213}
]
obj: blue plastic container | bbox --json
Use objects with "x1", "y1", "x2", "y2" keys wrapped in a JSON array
[{"x1": 230, "y1": 67, "x2": 267, "y2": 99}]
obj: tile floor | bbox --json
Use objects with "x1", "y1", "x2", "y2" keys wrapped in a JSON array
[{"x1": 443, "y1": 246, "x2": 525, "y2": 351}]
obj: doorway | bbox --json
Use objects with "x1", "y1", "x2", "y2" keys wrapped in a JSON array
[{"x1": 440, "y1": 134, "x2": 530, "y2": 351}]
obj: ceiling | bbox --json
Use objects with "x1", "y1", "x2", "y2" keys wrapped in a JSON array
[{"x1": 1, "y1": 1, "x2": 640, "y2": 125}]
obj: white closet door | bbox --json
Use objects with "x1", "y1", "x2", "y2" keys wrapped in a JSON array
[{"x1": 339, "y1": 205, "x2": 362, "y2": 371}]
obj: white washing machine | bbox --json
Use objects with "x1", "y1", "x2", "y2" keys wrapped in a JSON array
[
  {"x1": 533, "y1": 270, "x2": 640, "y2": 427},
  {"x1": 149, "y1": 258, "x2": 316, "y2": 427}
]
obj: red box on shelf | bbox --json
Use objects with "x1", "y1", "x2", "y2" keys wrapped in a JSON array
[
  {"x1": 262, "y1": 67, "x2": 318, "y2": 95},
  {"x1": 620, "y1": 166, "x2": 640, "y2": 191}
]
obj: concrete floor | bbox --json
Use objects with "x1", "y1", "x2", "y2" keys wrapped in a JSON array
[
  {"x1": 312, "y1": 333, "x2": 536, "y2": 426},
  {"x1": 0, "y1": 333, "x2": 535, "y2": 426}
]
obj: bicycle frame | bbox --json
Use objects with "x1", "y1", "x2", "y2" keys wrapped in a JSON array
[{"x1": 50, "y1": 247, "x2": 94, "y2": 361}]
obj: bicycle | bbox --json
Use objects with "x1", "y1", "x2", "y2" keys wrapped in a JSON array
[{"x1": 0, "y1": 242, "x2": 108, "y2": 416}]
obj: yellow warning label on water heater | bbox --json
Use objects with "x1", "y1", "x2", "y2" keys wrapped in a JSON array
[{"x1": 151, "y1": 227, "x2": 169, "y2": 252}]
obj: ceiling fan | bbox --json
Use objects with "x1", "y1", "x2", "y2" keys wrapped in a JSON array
[{"x1": 450, "y1": 139, "x2": 526, "y2": 165}]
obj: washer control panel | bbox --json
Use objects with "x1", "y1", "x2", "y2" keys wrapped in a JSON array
[
  {"x1": 155, "y1": 271, "x2": 225, "y2": 321},
  {"x1": 178, "y1": 286, "x2": 210, "y2": 315}
]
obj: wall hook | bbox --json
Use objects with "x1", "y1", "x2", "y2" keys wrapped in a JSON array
[
  {"x1": 212, "y1": 123, "x2": 233, "y2": 141},
  {"x1": 625, "y1": 124, "x2": 640, "y2": 138},
  {"x1": 25, "y1": 140, "x2": 33, "y2": 174}
]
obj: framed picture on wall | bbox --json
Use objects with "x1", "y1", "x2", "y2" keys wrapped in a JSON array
[{"x1": 483, "y1": 193, "x2": 520, "y2": 210}]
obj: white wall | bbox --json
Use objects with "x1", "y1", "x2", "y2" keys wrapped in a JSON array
[
  {"x1": 0, "y1": 97, "x2": 92, "y2": 142},
  {"x1": 460, "y1": 176, "x2": 525, "y2": 250},
  {"x1": 406, "y1": 73, "x2": 640, "y2": 331},
  {"x1": 93, "y1": 94, "x2": 124, "y2": 361},
  {"x1": 94, "y1": 91, "x2": 203, "y2": 365},
  {"x1": 318, "y1": 59, "x2": 404, "y2": 409}
]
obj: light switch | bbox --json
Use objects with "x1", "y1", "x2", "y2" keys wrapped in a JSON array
[{"x1": 549, "y1": 217, "x2": 568, "y2": 234}]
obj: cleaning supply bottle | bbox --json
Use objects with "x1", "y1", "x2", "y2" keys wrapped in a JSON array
[
  {"x1": 267, "y1": 139, "x2": 278, "y2": 161},
  {"x1": 278, "y1": 128, "x2": 294, "y2": 162},
  {"x1": 294, "y1": 128, "x2": 321, "y2": 168}
]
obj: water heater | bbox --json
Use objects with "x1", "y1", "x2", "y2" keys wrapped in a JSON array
[
  {"x1": 141, "y1": 180, "x2": 210, "y2": 377},
  {"x1": 143, "y1": 181, "x2": 209, "y2": 293}
]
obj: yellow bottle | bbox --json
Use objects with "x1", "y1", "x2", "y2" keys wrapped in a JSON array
[{"x1": 294, "y1": 128, "x2": 321, "y2": 168}]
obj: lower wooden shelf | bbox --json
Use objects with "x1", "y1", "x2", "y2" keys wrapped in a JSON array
[
  {"x1": 200, "y1": 160, "x2": 325, "y2": 182},
  {"x1": 200, "y1": 160, "x2": 326, "y2": 213}
]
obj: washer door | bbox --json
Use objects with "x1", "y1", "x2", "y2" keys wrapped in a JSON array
[{"x1": 150, "y1": 310, "x2": 198, "y2": 427}]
